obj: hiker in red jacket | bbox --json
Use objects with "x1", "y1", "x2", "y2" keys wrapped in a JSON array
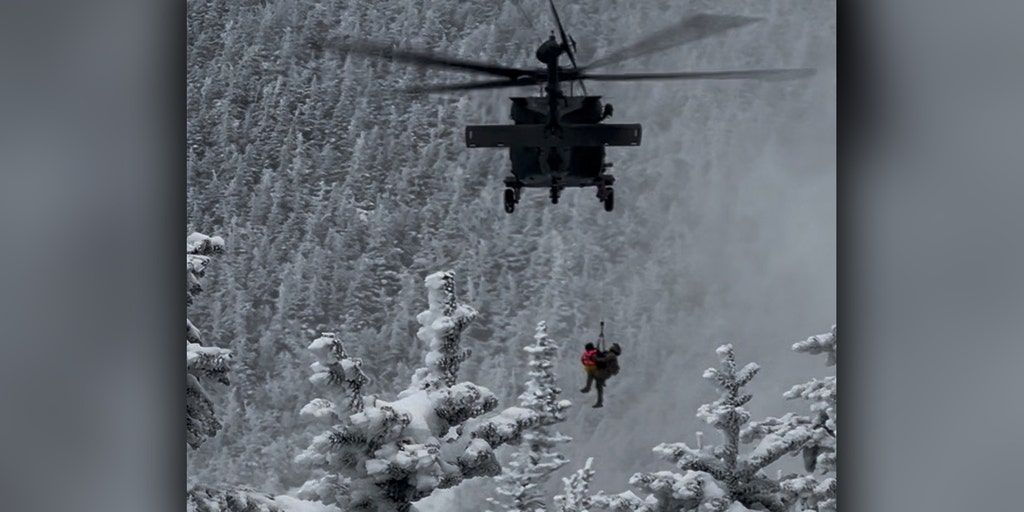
[{"x1": 580, "y1": 342, "x2": 599, "y2": 394}]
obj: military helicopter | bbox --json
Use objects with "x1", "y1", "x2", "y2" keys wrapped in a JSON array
[{"x1": 341, "y1": 1, "x2": 814, "y2": 213}]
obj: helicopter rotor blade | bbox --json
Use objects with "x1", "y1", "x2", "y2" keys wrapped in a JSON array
[
  {"x1": 548, "y1": 0, "x2": 587, "y2": 94},
  {"x1": 402, "y1": 76, "x2": 543, "y2": 93},
  {"x1": 582, "y1": 14, "x2": 762, "y2": 71},
  {"x1": 578, "y1": 68, "x2": 816, "y2": 82},
  {"x1": 548, "y1": 0, "x2": 577, "y2": 69},
  {"x1": 339, "y1": 41, "x2": 540, "y2": 79}
]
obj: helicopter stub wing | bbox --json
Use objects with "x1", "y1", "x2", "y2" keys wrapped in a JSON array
[{"x1": 466, "y1": 124, "x2": 642, "y2": 148}]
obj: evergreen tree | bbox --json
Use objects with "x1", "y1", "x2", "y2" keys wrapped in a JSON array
[
  {"x1": 553, "y1": 457, "x2": 596, "y2": 512},
  {"x1": 187, "y1": 232, "x2": 232, "y2": 450},
  {"x1": 187, "y1": 484, "x2": 283, "y2": 512},
  {"x1": 592, "y1": 344, "x2": 813, "y2": 512},
  {"x1": 295, "y1": 271, "x2": 539, "y2": 511},
  {"x1": 187, "y1": 484, "x2": 341, "y2": 512},
  {"x1": 744, "y1": 326, "x2": 836, "y2": 512},
  {"x1": 488, "y1": 321, "x2": 573, "y2": 512}
]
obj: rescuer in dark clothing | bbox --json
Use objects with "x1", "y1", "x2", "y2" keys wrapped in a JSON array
[{"x1": 590, "y1": 343, "x2": 621, "y2": 408}]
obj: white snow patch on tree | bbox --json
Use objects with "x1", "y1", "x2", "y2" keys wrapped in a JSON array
[{"x1": 272, "y1": 495, "x2": 342, "y2": 512}]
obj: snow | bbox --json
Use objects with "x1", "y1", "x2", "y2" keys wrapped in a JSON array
[
  {"x1": 736, "y1": 362, "x2": 760, "y2": 384},
  {"x1": 423, "y1": 270, "x2": 449, "y2": 292},
  {"x1": 464, "y1": 437, "x2": 491, "y2": 458},
  {"x1": 724, "y1": 501, "x2": 756, "y2": 512},
  {"x1": 412, "y1": 487, "x2": 458, "y2": 512},
  {"x1": 299, "y1": 398, "x2": 337, "y2": 420},
  {"x1": 745, "y1": 426, "x2": 812, "y2": 468},
  {"x1": 186, "y1": 254, "x2": 210, "y2": 275},
  {"x1": 187, "y1": 319, "x2": 200, "y2": 341},
  {"x1": 187, "y1": 232, "x2": 225, "y2": 254},
  {"x1": 308, "y1": 335, "x2": 335, "y2": 357},
  {"x1": 272, "y1": 494, "x2": 341, "y2": 512},
  {"x1": 792, "y1": 325, "x2": 837, "y2": 367},
  {"x1": 364, "y1": 458, "x2": 388, "y2": 477},
  {"x1": 186, "y1": 343, "x2": 230, "y2": 364},
  {"x1": 387, "y1": 389, "x2": 442, "y2": 439},
  {"x1": 414, "y1": 472, "x2": 439, "y2": 492},
  {"x1": 308, "y1": 371, "x2": 330, "y2": 387}
]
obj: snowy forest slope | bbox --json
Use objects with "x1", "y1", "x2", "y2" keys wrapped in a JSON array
[{"x1": 186, "y1": 0, "x2": 835, "y2": 500}]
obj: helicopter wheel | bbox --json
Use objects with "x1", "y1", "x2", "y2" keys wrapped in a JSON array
[
  {"x1": 550, "y1": 187, "x2": 560, "y2": 204},
  {"x1": 504, "y1": 189, "x2": 516, "y2": 213},
  {"x1": 603, "y1": 188, "x2": 614, "y2": 212}
]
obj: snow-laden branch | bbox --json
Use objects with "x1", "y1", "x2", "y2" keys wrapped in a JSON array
[
  {"x1": 792, "y1": 325, "x2": 836, "y2": 367},
  {"x1": 554, "y1": 457, "x2": 595, "y2": 512},
  {"x1": 305, "y1": 333, "x2": 370, "y2": 414}
]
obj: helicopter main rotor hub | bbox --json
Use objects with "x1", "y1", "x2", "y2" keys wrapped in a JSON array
[{"x1": 535, "y1": 35, "x2": 564, "y2": 65}]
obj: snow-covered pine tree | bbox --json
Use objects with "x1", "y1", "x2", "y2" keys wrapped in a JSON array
[
  {"x1": 743, "y1": 326, "x2": 836, "y2": 511},
  {"x1": 487, "y1": 321, "x2": 573, "y2": 512},
  {"x1": 186, "y1": 484, "x2": 283, "y2": 512},
  {"x1": 295, "y1": 271, "x2": 540, "y2": 512},
  {"x1": 187, "y1": 484, "x2": 345, "y2": 512},
  {"x1": 187, "y1": 232, "x2": 232, "y2": 450},
  {"x1": 553, "y1": 457, "x2": 596, "y2": 512},
  {"x1": 592, "y1": 344, "x2": 813, "y2": 512}
]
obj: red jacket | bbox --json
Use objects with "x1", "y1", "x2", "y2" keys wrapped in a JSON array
[{"x1": 581, "y1": 348, "x2": 598, "y2": 367}]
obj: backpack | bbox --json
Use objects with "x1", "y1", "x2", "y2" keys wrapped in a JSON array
[
  {"x1": 581, "y1": 349, "x2": 598, "y2": 367},
  {"x1": 596, "y1": 352, "x2": 620, "y2": 377}
]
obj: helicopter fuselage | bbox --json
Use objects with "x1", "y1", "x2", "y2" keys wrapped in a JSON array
[
  {"x1": 464, "y1": 92, "x2": 641, "y2": 212},
  {"x1": 464, "y1": 95, "x2": 641, "y2": 188},
  {"x1": 507, "y1": 95, "x2": 609, "y2": 187}
]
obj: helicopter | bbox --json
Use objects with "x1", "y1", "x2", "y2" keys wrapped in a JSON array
[{"x1": 340, "y1": 1, "x2": 815, "y2": 213}]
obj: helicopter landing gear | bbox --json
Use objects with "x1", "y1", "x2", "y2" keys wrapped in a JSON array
[
  {"x1": 597, "y1": 184, "x2": 615, "y2": 212},
  {"x1": 549, "y1": 187, "x2": 562, "y2": 204},
  {"x1": 503, "y1": 178, "x2": 522, "y2": 213},
  {"x1": 504, "y1": 189, "x2": 516, "y2": 213}
]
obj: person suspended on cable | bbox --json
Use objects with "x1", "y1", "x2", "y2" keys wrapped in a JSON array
[
  {"x1": 579, "y1": 342, "x2": 599, "y2": 394},
  {"x1": 590, "y1": 342, "x2": 621, "y2": 408},
  {"x1": 580, "y1": 321, "x2": 623, "y2": 408}
]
